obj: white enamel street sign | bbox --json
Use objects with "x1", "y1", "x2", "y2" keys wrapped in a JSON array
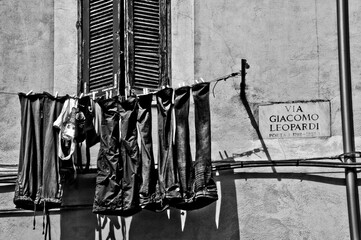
[{"x1": 258, "y1": 101, "x2": 331, "y2": 139}]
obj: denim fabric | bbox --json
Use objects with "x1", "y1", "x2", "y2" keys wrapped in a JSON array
[
  {"x1": 14, "y1": 92, "x2": 66, "y2": 210},
  {"x1": 93, "y1": 96, "x2": 141, "y2": 216},
  {"x1": 173, "y1": 86, "x2": 194, "y2": 205},
  {"x1": 156, "y1": 88, "x2": 181, "y2": 201},
  {"x1": 137, "y1": 94, "x2": 158, "y2": 209},
  {"x1": 192, "y1": 82, "x2": 218, "y2": 208}
]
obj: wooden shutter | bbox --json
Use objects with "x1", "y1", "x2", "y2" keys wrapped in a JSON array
[
  {"x1": 81, "y1": 0, "x2": 122, "y2": 95},
  {"x1": 126, "y1": 0, "x2": 170, "y2": 92}
]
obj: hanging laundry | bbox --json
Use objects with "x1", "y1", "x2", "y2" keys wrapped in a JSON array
[
  {"x1": 53, "y1": 97, "x2": 85, "y2": 182},
  {"x1": 172, "y1": 86, "x2": 195, "y2": 210},
  {"x1": 191, "y1": 82, "x2": 218, "y2": 209},
  {"x1": 53, "y1": 98, "x2": 79, "y2": 161},
  {"x1": 76, "y1": 96, "x2": 100, "y2": 170},
  {"x1": 156, "y1": 88, "x2": 182, "y2": 204},
  {"x1": 14, "y1": 92, "x2": 67, "y2": 211},
  {"x1": 77, "y1": 96, "x2": 99, "y2": 147},
  {"x1": 137, "y1": 94, "x2": 159, "y2": 210},
  {"x1": 93, "y1": 96, "x2": 141, "y2": 216}
]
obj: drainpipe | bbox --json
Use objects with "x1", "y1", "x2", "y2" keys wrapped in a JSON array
[{"x1": 336, "y1": 0, "x2": 361, "y2": 239}]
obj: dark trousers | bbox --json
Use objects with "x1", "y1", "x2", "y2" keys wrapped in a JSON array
[
  {"x1": 137, "y1": 94, "x2": 157, "y2": 208},
  {"x1": 156, "y1": 88, "x2": 181, "y2": 200},
  {"x1": 93, "y1": 96, "x2": 141, "y2": 216},
  {"x1": 192, "y1": 82, "x2": 218, "y2": 208},
  {"x1": 174, "y1": 86, "x2": 193, "y2": 200},
  {"x1": 14, "y1": 92, "x2": 66, "y2": 210}
]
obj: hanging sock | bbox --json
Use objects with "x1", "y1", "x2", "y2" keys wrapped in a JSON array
[
  {"x1": 191, "y1": 82, "x2": 218, "y2": 209},
  {"x1": 156, "y1": 88, "x2": 181, "y2": 203},
  {"x1": 172, "y1": 86, "x2": 195, "y2": 210}
]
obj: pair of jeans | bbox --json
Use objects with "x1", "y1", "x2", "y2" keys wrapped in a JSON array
[
  {"x1": 191, "y1": 82, "x2": 218, "y2": 208},
  {"x1": 173, "y1": 86, "x2": 193, "y2": 203},
  {"x1": 172, "y1": 83, "x2": 218, "y2": 210},
  {"x1": 14, "y1": 92, "x2": 66, "y2": 210},
  {"x1": 93, "y1": 96, "x2": 141, "y2": 216},
  {"x1": 137, "y1": 94, "x2": 158, "y2": 209},
  {"x1": 156, "y1": 88, "x2": 181, "y2": 202}
]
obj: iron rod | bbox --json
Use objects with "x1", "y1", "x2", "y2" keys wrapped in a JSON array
[{"x1": 336, "y1": 0, "x2": 361, "y2": 239}]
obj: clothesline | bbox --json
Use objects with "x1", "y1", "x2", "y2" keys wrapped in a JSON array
[
  {"x1": 133, "y1": 70, "x2": 243, "y2": 97},
  {"x1": 0, "y1": 91, "x2": 18, "y2": 96},
  {"x1": 0, "y1": 70, "x2": 243, "y2": 100}
]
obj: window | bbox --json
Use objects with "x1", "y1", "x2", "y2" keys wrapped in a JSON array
[{"x1": 79, "y1": 0, "x2": 171, "y2": 96}]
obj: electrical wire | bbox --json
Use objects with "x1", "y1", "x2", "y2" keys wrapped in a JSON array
[{"x1": 212, "y1": 153, "x2": 361, "y2": 171}]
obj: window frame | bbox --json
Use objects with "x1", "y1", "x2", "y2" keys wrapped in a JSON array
[{"x1": 77, "y1": 0, "x2": 171, "y2": 96}]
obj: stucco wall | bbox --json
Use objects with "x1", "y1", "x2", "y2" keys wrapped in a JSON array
[
  {"x1": 189, "y1": 0, "x2": 361, "y2": 239},
  {"x1": 1, "y1": 0, "x2": 361, "y2": 239},
  {"x1": 0, "y1": 0, "x2": 54, "y2": 164}
]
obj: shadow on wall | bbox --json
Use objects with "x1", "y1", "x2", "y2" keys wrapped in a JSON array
[
  {"x1": 60, "y1": 170, "x2": 239, "y2": 240},
  {"x1": 59, "y1": 168, "x2": 355, "y2": 240}
]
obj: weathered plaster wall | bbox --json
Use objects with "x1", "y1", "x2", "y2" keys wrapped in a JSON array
[
  {"x1": 0, "y1": 0, "x2": 54, "y2": 164},
  {"x1": 188, "y1": 0, "x2": 361, "y2": 239},
  {"x1": 191, "y1": 0, "x2": 361, "y2": 158},
  {"x1": 0, "y1": 0, "x2": 77, "y2": 164},
  {"x1": 53, "y1": 0, "x2": 78, "y2": 95}
]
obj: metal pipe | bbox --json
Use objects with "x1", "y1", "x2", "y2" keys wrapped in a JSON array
[{"x1": 336, "y1": 0, "x2": 361, "y2": 239}]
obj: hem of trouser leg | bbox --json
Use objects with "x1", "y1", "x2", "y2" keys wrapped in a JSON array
[
  {"x1": 140, "y1": 194, "x2": 170, "y2": 212},
  {"x1": 92, "y1": 205, "x2": 141, "y2": 216},
  {"x1": 14, "y1": 197, "x2": 62, "y2": 211},
  {"x1": 172, "y1": 189, "x2": 218, "y2": 211},
  {"x1": 14, "y1": 196, "x2": 35, "y2": 210}
]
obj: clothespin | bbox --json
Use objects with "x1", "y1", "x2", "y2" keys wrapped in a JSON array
[
  {"x1": 195, "y1": 80, "x2": 199, "y2": 84},
  {"x1": 92, "y1": 91, "x2": 96, "y2": 101},
  {"x1": 200, "y1": 77, "x2": 205, "y2": 82},
  {"x1": 26, "y1": 90, "x2": 33, "y2": 96},
  {"x1": 182, "y1": 82, "x2": 186, "y2": 87},
  {"x1": 109, "y1": 90, "x2": 112, "y2": 98},
  {"x1": 178, "y1": 83, "x2": 182, "y2": 88},
  {"x1": 105, "y1": 91, "x2": 109, "y2": 99},
  {"x1": 55, "y1": 92, "x2": 59, "y2": 98},
  {"x1": 161, "y1": 86, "x2": 166, "y2": 89},
  {"x1": 79, "y1": 93, "x2": 84, "y2": 99},
  {"x1": 124, "y1": 86, "x2": 128, "y2": 100}
]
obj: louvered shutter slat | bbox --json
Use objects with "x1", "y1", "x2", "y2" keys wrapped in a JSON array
[
  {"x1": 90, "y1": 52, "x2": 113, "y2": 63},
  {"x1": 88, "y1": 0, "x2": 114, "y2": 92},
  {"x1": 90, "y1": 9, "x2": 113, "y2": 22},
  {"x1": 135, "y1": 74, "x2": 159, "y2": 82},
  {"x1": 132, "y1": 0, "x2": 163, "y2": 90}
]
